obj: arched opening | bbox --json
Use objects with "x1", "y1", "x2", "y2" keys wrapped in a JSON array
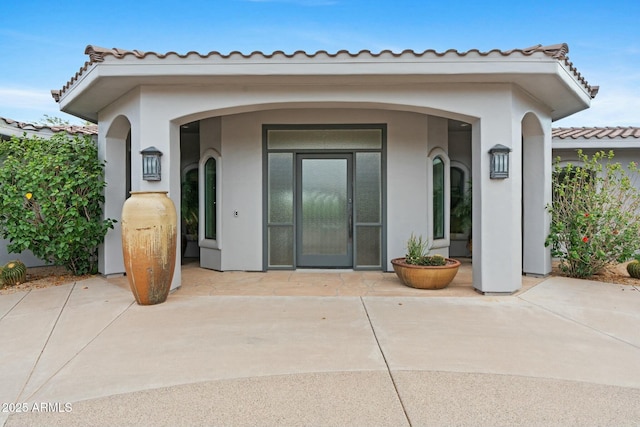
[
  {"x1": 101, "y1": 115, "x2": 132, "y2": 275},
  {"x1": 521, "y1": 112, "x2": 551, "y2": 276},
  {"x1": 170, "y1": 107, "x2": 477, "y2": 273}
]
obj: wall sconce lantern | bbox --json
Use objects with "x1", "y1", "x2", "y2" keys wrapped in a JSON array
[
  {"x1": 489, "y1": 144, "x2": 511, "y2": 179},
  {"x1": 141, "y1": 146, "x2": 162, "y2": 181}
]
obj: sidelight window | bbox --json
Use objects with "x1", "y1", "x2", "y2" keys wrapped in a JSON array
[{"x1": 204, "y1": 157, "x2": 216, "y2": 240}]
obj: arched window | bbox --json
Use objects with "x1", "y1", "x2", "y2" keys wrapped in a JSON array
[
  {"x1": 428, "y1": 148, "x2": 451, "y2": 248},
  {"x1": 432, "y1": 156, "x2": 445, "y2": 239},
  {"x1": 204, "y1": 157, "x2": 216, "y2": 240}
]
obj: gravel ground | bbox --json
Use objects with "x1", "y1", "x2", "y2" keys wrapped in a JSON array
[{"x1": 0, "y1": 265, "x2": 94, "y2": 295}]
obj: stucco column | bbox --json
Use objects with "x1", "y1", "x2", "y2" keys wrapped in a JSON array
[
  {"x1": 138, "y1": 104, "x2": 182, "y2": 291},
  {"x1": 522, "y1": 114, "x2": 552, "y2": 276},
  {"x1": 471, "y1": 117, "x2": 522, "y2": 294}
]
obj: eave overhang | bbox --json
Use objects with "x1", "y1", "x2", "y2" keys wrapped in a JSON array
[{"x1": 52, "y1": 44, "x2": 597, "y2": 123}]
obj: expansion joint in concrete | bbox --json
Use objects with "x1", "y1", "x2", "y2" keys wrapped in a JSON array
[
  {"x1": 16, "y1": 282, "x2": 77, "y2": 402},
  {"x1": 19, "y1": 286, "x2": 136, "y2": 403},
  {"x1": 0, "y1": 291, "x2": 29, "y2": 322},
  {"x1": 359, "y1": 297, "x2": 412, "y2": 427},
  {"x1": 518, "y1": 295, "x2": 640, "y2": 351}
]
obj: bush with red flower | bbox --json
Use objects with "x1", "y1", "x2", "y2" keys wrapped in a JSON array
[{"x1": 546, "y1": 150, "x2": 640, "y2": 278}]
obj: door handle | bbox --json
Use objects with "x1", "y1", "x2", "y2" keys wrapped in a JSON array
[{"x1": 348, "y1": 197, "x2": 353, "y2": 239}]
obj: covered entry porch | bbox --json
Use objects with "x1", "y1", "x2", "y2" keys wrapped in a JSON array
[
  {"x1": 52, "y1": 44, "x2": 597, "y2": 295},
  {"x1": 109, "y1": 259, "x2": 544, "y2": 297}
]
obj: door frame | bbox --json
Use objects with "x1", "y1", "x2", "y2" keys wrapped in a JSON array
[
  {"x1": 263, "y1": 124, "x2": 387, "y2": 271},
  {"x1": 295, "y1": 153, "x2": 353, "y2": 268}
]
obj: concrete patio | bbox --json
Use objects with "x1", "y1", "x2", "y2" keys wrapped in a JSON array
[
  {"x1": 111, "y1": 258, "x2": 543, "y2": 298},
  {"x1": 1, "y1": 263, "x2": 639, "y2": 426}
]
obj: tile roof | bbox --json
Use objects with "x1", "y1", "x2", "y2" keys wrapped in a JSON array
[
  {"x1": 51, "y1": 43, "x2": 598, "y2": 102},
  {"x1": 552, "y1": 127, "x2": 640, "y2": 139},
  {"x1": 0, "y1": 117, "x2": 98, "y2": 135},
  {"x1": 83, "y1": 43, "x2": 571, "y2": 61}
]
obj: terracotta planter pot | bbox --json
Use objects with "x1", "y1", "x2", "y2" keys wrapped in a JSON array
[
  {"x1": 121, "y1": 191, "x2": 177, "y2": 305},
  {"x1": 391, "y1": 257, "x2": 461, "y2": 289}
]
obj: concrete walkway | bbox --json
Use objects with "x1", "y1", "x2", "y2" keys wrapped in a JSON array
[{"x1": 1, "y1": 270, "x2": 639, "y2": 426}]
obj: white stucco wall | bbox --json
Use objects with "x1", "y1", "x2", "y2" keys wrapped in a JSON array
[
  {"x1": 552, "y1": 148, "x2": 640, "y2": 187},
  {"x1": 206, "y1": 108, "x2": 433, "y2": 272},
  {"x1": 0, "y1": 245, "x2": 44, "y2": 268}
]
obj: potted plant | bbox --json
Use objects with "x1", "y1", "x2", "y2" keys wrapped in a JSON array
[{"x1": 391, "y1": 234, "x2": 461, "y2": 289}]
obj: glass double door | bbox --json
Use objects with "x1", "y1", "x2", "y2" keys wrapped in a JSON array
[{"x1": 296, "y1": 154, "x2": 353, "y2": 268}]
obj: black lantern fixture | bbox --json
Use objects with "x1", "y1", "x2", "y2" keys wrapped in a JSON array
[
  {"x1": 489, "y1": 144, "x2": 511, "y2": 179},
  {"x1": 141, "y1": 146, "x2": 162, "y2": 181}
]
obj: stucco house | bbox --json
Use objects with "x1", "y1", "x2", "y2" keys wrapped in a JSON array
[
  {"x1": 551, "y1": 126, "x2": 640, "y2": 177},
  {"x1": 6, "y1": 42, "x2": 621, "y2": 294},
  {"x1": 43, "y1": 42, "x2": 605, "y2": 294}
]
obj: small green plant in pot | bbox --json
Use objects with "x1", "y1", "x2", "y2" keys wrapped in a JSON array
[
  {"x1": 405, "y1": 233, "x2": 447, "y2": 266},
  {"x1": 391, "y1": 233, "x2": 460, "y2": 289}
]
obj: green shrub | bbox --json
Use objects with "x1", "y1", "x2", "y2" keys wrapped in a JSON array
[
  {"x1": 545, "y1": 150, "x2": 640, "y2": 278},
  {"x1": 0, "y1": 133, "x2": 116, "y2": 275}
]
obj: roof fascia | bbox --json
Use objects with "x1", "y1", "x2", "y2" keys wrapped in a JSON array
[{"x1": 552, "y1": 140, "x2": 640, "y2": 149}]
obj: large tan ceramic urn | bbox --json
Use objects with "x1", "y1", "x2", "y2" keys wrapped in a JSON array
[{"x1": 121, "y1": 191, "x2": 177, "y2": 305}]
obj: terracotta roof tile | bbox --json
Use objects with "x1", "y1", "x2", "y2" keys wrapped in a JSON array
[
  {"x1": 52, "y1": 43, "x2": 597, "y2": 102},
  {"x1": 83, "y1": 43, "x2": 571, "y2": 61},
  {"x1": 0, "y1": 117, "x2": 97, "y2": 136},
  {"x1": 552, "y1": 127, "x2": 640, "y2": 139}
]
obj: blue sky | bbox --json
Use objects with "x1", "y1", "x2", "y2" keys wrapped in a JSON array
[{"x1": 1, "y1": 0, "x2": 639, "y2": 127}]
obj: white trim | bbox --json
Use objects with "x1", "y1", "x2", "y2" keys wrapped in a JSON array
[
  {"x1": 427, "y1": 148, "x2": 450, "y2": 250},
  {"x1": 182, "y1": 163, "x2": 198, "y2": 179},
  {"x1": 199, "y1": 149, "x2": 222, "y2": 249}
]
